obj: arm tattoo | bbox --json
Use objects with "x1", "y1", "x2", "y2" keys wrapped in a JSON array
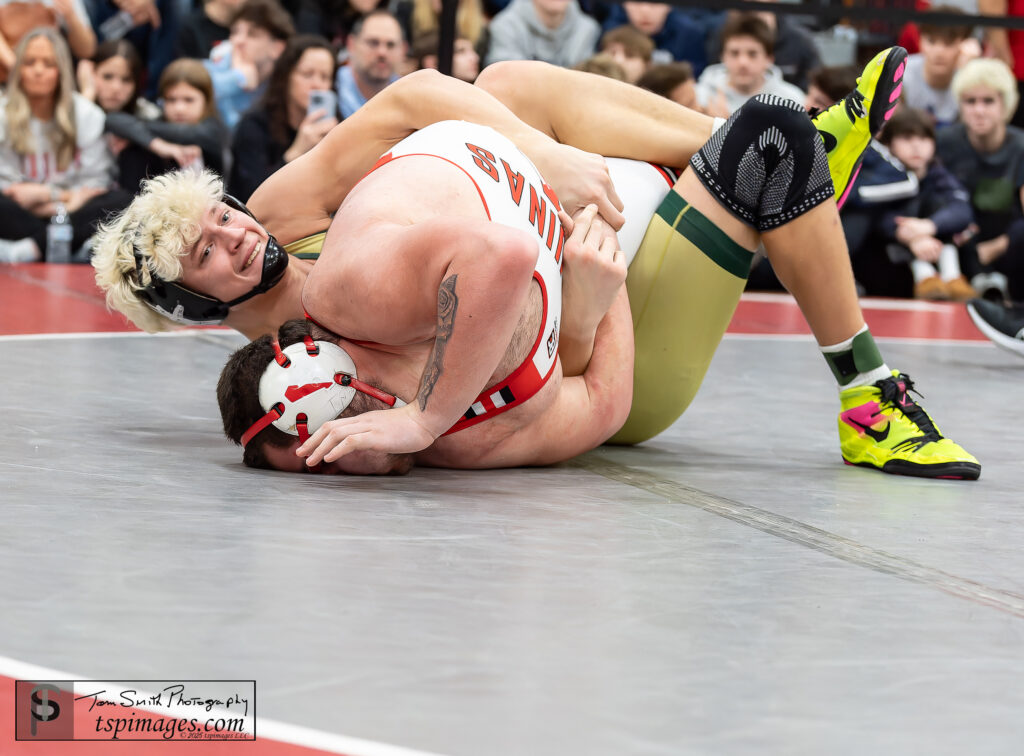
[{"x1": 418, "y1": 274, "x2": 458, "y2": 411}]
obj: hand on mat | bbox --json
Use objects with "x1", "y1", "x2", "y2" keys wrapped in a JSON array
[
  {"x1": 297, "y1": 405, "x2": 436, "y2": 466},
  {"x1": 536, "y1": 142, "x2": 625, "y2": 230}
]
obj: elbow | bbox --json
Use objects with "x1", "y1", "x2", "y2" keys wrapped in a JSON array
[{"x1": 491, "y1": 229, "x2": 538, "y2": 289}]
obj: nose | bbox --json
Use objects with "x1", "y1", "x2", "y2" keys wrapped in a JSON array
[{"x1": 221, "y1": 223, "x2": 246, "y2": 253}]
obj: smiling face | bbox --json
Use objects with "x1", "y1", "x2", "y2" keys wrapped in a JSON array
[{"x1": 178, "y1": 201, "x2": 271, "y2": 301}]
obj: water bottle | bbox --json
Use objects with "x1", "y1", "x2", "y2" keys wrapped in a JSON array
[{"x1": 46, "y1": 203, "x2": 74, "y2": 263}]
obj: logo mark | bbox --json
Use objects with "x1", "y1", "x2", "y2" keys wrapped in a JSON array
[
  {"x1": 847, "y1": 418, "x2": 890, "y2": 442},
  {"x1": 30, "y1": 685, "x2": 61, "y2": 736},
  {"x1": 284, "y1": 382, "x2": 333, "y2": 402},
  {"x1": 818, "y1": 129, "x2": 838, "y2": 152}
]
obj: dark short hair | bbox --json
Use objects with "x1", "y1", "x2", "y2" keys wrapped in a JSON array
[
  {"x1": 719, "y1": 13, "x2": 774, "y2": 57},
  {"x1": 351, "y1": 9, "x2": 404, "y2": 41},
  {"x1": 218, "y1": 318, "x2": 313, "y2": 469},
  {"x1": 230, "y1": 0, "x2": 295, "y2": 41},
  {"x1": 879, "y1": 106, "x2": 936, "y2": 145},
  {"x1": 919, "y1": 5, "x2": 973, "y2": 44},
  {"x1": 636, "y1": 61, "x2": 694, "y2": 99},
  {"x1": 600, "y1": 24, "x2": 654, "y2": 62},
  {"x1": 807, "y1": 64, "x2": 859, "y2": 105}
]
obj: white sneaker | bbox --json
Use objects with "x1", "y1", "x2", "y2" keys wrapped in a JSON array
[{"x1": 0, "y1": 238, "x2": 41, "y2": 264}]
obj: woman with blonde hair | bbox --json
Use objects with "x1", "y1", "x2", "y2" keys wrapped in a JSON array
[
  {"x1": 104, "y1": 57, "x2": 229, "y2": 192},
  {"x1": 0, "y1": 27, "x2": 127, "y2": 263},
  {"x1": 395, "y1": 0, "x2": 488, "y2": 57}
]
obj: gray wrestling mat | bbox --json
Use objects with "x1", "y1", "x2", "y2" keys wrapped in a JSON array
[{"x1": 2, "y1": 330, "x2": 1022, "y2": 754}]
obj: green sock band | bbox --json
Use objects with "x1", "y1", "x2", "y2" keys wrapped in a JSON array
[{"x1": 823, "y1": 329, "x2": 885, "y2": 386}]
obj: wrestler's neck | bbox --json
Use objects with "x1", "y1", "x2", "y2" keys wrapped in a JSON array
[{"x1": 225, "y1": 257, "x2": 314, "y2": 341}]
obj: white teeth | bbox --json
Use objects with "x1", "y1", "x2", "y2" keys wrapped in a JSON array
[{"x1": 244, "y1": 243, "x2": 260, "y2": 270}]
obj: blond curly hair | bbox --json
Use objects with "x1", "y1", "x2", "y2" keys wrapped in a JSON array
[
  {"x1": 92, "y1": 170, "x2": 222, "y2": 333},
  {"x1": 951, "y1": 58, "x2": 1019, "y2": 124}
]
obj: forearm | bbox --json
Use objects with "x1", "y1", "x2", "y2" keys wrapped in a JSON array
[
  {"x1": 64, "y1": 13, "x2": 97, "y2": 59},
  {"x1": 980, "y1": 0, "x2": 1012, "y2": 60},
  {"x1": 930, "y1": 202, "x2": 973, "y2": 238},
  {"x1": 477, "y1": 61, "x2": 714, "y2": 168},
  {"x1": 411, "y1": 232, "x2": 537, "y2": 437}
]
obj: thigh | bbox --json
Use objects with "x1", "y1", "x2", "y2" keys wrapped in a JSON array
[{"x1": 612, "y1": 182, "x2": 753, "y2": 445}]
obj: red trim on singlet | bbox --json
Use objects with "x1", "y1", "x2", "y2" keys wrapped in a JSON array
[
  {"x1": 442, "y1": 270, "x2": 554, "y2": 435},
  {"x1": 367, "y1": 152, "x2": 492, "y2": 221},
  {"x1": 650, "y1": 163, "x2": 678, "y2": 188}
]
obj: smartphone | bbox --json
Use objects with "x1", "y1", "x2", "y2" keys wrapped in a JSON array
[{"x1": 307, "y1": 90, "x2": 337, "y2": 121}]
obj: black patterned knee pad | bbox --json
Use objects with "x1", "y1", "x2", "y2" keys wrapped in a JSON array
[{"x1": 690, "y1": 94, "x2": 834, "y2": 232}]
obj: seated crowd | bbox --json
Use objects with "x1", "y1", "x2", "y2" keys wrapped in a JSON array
[{"x1": 1, "y1": 0, "x2": 1023, "y2": 311}]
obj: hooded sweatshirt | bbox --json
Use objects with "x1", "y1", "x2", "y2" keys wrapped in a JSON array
[
  {"x1": 486, "y1": 0, "x2": 600, "y2": 68},
  {"x1": 695, "y1": 62, "x2": 806, "y2": 115}
]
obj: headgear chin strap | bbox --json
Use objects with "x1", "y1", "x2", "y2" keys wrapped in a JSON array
[
  {"x1": 134, "y1": 194, "x2": 289, "y2": 326},
  {"x1": 240, "y1": 337, "x2": 406, "y2": 449}
]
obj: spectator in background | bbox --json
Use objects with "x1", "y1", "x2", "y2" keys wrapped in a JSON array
[
  {"x1": 636, "y1": 60, "x2": 695, "y2": 109},
  {"x1": 0, "y1": 28, "x2": 127, "y2": 263},
  {"x1": 205, "y1": 0, "x2": 293, "y2": 130},
  {"x1": 293, "y1": 0, "x2": 383, "y2": 48},
  {"x1": 717, "y1": 0, "x2": 820, "y2": 91},
  {"x1": 599, "y1": 24, "x2": 652, "y2": 85},
  {"x1": 0, "y1": 0, "x2": 96, "y2": 81},
  {"x1": 486, "y1": 0, "x2": 600, "y2": 69},
  {"x1": 78, "y1": 38, "x2": 161, "y2": 119},
  {"x1": 336, "y1": 9, "x2": 404, "y2": 118},
  {"x1": 695, "y1": 13, "x2": 804, "y2": 119},
  {"x1": 573, "y1": 53, "x2": 626, "y2": 80},
  {"x1": 177, "y1": 0, "x2": 244, "y2": 59},
  {"x1": 805, "y1": 64, "x2": 858, "y2": 114},
  {"x1": 871, "y1": 107, "x2": 976, "y2": 300},
  {"x1": 902, "y1": 6, "x2": 973, "y2": 128},
  {"x1": 105, "y1": 58, "x2": 228, "y2": 191},
  {"x1": 87, "y1": 0, "x2": 176, "y2": 99},
  {"x1": 603, "y1": 2, "x2": 705, "y2": 75},
  {"x1": 410, "y1": 30, "x2": 479, "y2": 82},
  {"x1": 230, "y1": 35, "x2": 337, "y2": 199},
  {"x1": 394, "y1": 0, "x2": 488, "y2": 60},
  {"x1": 938, "y1": 57, "x2": 1024, "y2": 301}
]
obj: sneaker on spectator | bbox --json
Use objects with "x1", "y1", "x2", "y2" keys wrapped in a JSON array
[
  {"x1": 943, "y1": 275, "x2": 977, "y2": 302},
  {"x1": 914, "y1": 275, "x2": 948, "y2": 300},
  {"x1": 0, "y1": 238, "x2": 41, "y2": 264},
  {"x1": 970, "y1": 271, "x2": 1010, "y2": 304},
  {"x1": 966, "y1": 298, "x2": 1024, "y2": 357}
]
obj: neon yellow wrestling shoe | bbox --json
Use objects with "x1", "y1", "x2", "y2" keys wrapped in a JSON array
[
  {"x1": 838, "y1": 371, "x2": 980, "y2": 480},
  {"x1": 812, "y1": 46, "x2": 908, "y2": 208}
]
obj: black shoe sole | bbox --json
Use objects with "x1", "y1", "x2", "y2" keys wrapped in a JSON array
[
  {"x1": 869, "y1": 47, "x2": 908, "y2": 135},
  {"x1": 966, "y1": 301, "x2": 1024, "y2": 358},
  {"x1": 845, "y1": 458, "x2": 981, "y2": 480}
]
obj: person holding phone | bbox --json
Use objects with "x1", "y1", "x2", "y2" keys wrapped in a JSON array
[{"x1": 229, "y1": 35, "x2": 337, "y2": 200}]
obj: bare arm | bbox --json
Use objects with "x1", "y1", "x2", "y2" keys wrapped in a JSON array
[
  {"x1": 980, "y1": 0, "x2": 1013, "y2": 65},
  {"x1": 297, "y1": 218, "x2": 540, "y2": 465},
  {"x1": 476, "y1": 60, "x2": 715, "y2": 170},
  {"x1": 249, "y1": 69, "x2": 625, "y2": 244}
]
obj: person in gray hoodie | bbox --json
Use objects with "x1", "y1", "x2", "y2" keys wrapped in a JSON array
[
  {"x1": 485, "y1": 0, "x2": 600, "y2": 69},
  {"x1": 696, "y1": 13, "x2": 804, "y2": 118}
]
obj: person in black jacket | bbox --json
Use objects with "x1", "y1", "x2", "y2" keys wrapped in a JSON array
[
  {"x1": 228, "y1": 35, "x2": 337, "y2": 200},
  {"x1": 105, "y1": 57, "x2": 229, "y2": 192}
]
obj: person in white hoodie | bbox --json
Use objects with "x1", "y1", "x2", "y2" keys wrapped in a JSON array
[
  {"x1": 696, "y1": 13, "x2": 805, "y2": 118},
  {"x1": 485, "y1": 0, "x2": 600, "y2": 69},
  {"x1": 0, "y1": 27, "x2": 128, "y2": 263}
]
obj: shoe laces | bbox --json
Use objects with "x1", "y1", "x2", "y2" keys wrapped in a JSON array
[
  {"x1": 844, "y1": 89, "x2": 866, "y2": 122},
  {"x1": 875, "y1": 372, "x2": 942, "y2": 444}
]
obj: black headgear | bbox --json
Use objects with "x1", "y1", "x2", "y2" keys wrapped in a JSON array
[{"x1": 133, "y1": 194, "x2": 289, "y2": 326}]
